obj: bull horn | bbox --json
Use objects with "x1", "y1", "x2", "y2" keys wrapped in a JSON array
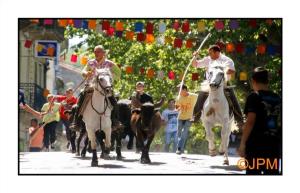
[{"x1": 154, "y1": 94, "x2": 166, "y2": 108}]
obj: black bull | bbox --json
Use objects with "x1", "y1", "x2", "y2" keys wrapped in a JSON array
[{"x1": 130, "y1": 96, "x2": 165, "y2": 164}]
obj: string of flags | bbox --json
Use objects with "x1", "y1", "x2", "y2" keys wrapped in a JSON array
[{"x1": 25, "y1": 19, "x2": 281, "y2": 81}]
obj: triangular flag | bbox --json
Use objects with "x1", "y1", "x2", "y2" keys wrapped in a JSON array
[
  {"x1": 137, "y1": 33, "x2": 145, "y2": 42},
  {"x1": 182, "y1": 21, "x2": 190, "y2": 33},
  {"x1": 74, "y1": 20, "x2": 82, "y2": 28},
  {"x1": 236, "y1": 43, "x2": 245, "y2": 53},
  {"x1": 157, "y1": 71, "x2": 164, "y2": 79},
  {"x1": 174, "y1": 38, "x2": 182, "y2": 48},
  {"x1": 165, "y1": 36, "x2": 173, "y2": 44},
  {"x1": 197, "y1": 21, "x2": 205, "y2": 32},
  {"x1": 115, "y1": 21, "x2": 124, "y2": 31},
  {"x1": 107, "y1": 27, "x2": 115, "y2": 36},
  {"x1": 116, "y1": 31, "x2": 123, "y2": 38},
  {"x1": 88, "y1": 20, "x2": 97, "y2": 30},
  {"x1": 159, "y1": 22, "x2": 166, "y2": 33},
  {"x1": 135, "y1": 22, "x2": 144, "y2": 32},
  {"x1": 140, "y1": 68, "x2": 145, "y2": 75},
  {"x1": 249, "y1": 19, "x2": 257, "y2": 28},
  {"x1": 215, "y1": 20, "x2": 224, "y2": 30},
  {"x1": 168, "y1": 71, "x2": 175, "y2": 80},
  {"x1": 80, "y1": 56, "x2": 88, "y2": 65},
  {"x1": 44, "y1": 19, "x2": 53, "y2": 25},
  {"x1": 173, "y1": 21, "x2": 180, "y2": 31},
  {"x1": 145, "y1": 34, "x2": 155, "y2": 44},
  {"x1": 147, "y1": 69, "x2": 155, "y2": 78},
  {"x1": 126, "y1": 31, "x2": 134, "y2": 40},
  {"x1": 229, "y1": 20, "x2": 239, "y2": 30},
  {"x1": 58, "y1": 19, "x2": 68, "y2": 27},
  {"x1": 186, "y1": 39, "x2": 193, "y2": 48},
  {"x1": 146, "y1": 22, "x2": 154, "y2": 34},
  {"x1": 82, "y1": 20, "x2": 88, "y2": 29},
  {"x1": 226, "y1": 43, "x2": 235, "y2": 53},
  {"x1": 257, "y1": 44, "x2": 266, "y2": 54},
  {"x1": 24, "y1": 40, "x2": 32, "y2": 48},
  {"x1": 239, "y1": 72, "x2": 248, "y2": 81},
  {"x1": 192, "y1": 73, "x2": 199, "y2": 81},
  {"x1": 125, "y1": 66, "x2": 133, "y2": 74},
  {"x1": 67, "y1": 19, "x2": 74, "y2": 26},
  {"x1": 71, "y1": 54, "x2": 78, "y2": 63},
  {"x1": 102, "y1": 20, "x2": 110, "y2": 30}
]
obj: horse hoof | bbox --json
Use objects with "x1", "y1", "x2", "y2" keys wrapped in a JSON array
[
  {"x1": 100, "y1": 153, "x2": 105, "y2": 159},
  {"x1": 116, "y1": 155, "x2": 122, "y2": 160},
  {"x1": 91, "y1": 160, "x2": 98, "y2": 167},
  {"x1": 223, "y1": 160, "x2": 229, "y2": 165},
  {"x1": 219, "y1": 151, "x2": 225, "y2": 155},
  {"x1": 209, "y1": 149, "x2": 217, "y2": 157}
]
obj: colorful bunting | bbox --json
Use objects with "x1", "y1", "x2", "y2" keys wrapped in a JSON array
[
  {"x1": 239, "y1": 72, "x2": 248, "y2": 81},
  {"x1": 137, "y1": 33, "x2": 145, "y2": 42},
  {"x1": 126, "y1": 31, "x2": 134, "y2": 40},
  {"x1": 173, "y1": 21, "x2": 180, "y2": 31},
  {"x1": 236, "y1": 43, "x2": 245, "y2": 53},
  {"x1": 182, "y1": 21, "x2": 190, "y2": 33},
  {"x1": 107, "y1": 27, "x2": 115, "y2": 36},
  {"x1": 71, "y1": 54, "x2": 78, "y2": 63},
  {"x1": 88, "y1": 20, "x2": 97, "y2": 30},
  {"x1": 58, "y1": 19, "x2": 68, "y2": 27},
  {"x1": 102, "y1": 20, "x2": 110, "y2": 30},
  {"x1": 186, "y1": 39, "x2": 193, "y2": 48},
  {"x1": 80, "y1": 56, "x2": 88, "y2": 65},
  {"x1": 266, "y1": 19, "x2": 273, "y2": 25},
  {"x1": 156, "y1": 36, "x2": 165, "y2": 45},
  {"x1": 96, "y1": 23, "x2": 102, "y2": 33},
  {"x1": 157, "y1": 71, "x2": 164, "y2": 79},
  {"x1": 82, "y1": 20, "x2": 88, "y2": 29},
  {"x1": 145, "y1": 34, "x2": 155, "y2": 44},
  {"x1": 159, "y1": 22, "x2": 166, "y2": 33},
  {"x1": 67, "y1": 19, "x2": 74, "y2": 26},
  {"x1": 147, "y1": 69, "x2": 155, "y2": 78},
  {"x1": 192, "y1": 73, "x2": 199, "y2": 81},
  {"x1": 257, "y1": 44, "x2": 266, "y2": 54},
  {"x1": 249, "y1": 19, "x2": 257, "y2": 28},
  {"x1": 197, "y1": 21, "x2": 205, "y2": 32},
  {"x1": 146, "y1": 22, "x2": 154, "y2": 34},
  {"x1": 44, "y1": 19, "x2": 53, "y2": 25},
  {"x1": 125, "y1": 66, "x2": 133, "y2": 74},
  {"x1": 174, "y1": 38, "x2": 182, "y2": 48},
  {"x1": 229, "y1": 20, "x2": 239, "y2": 30},
  {"x1": 115, "y1": 31, "x2": 123, "y2": 38},
  {"x1": 267, "y1": 45, "x2": 276, "y2": 55},
  {"x1": 140, "y1": 67, "x2": 145, "y2": 75},
  {"x1": 24, "y1": 40, "x2": 32, "y2": 48},
  {"x1": 74, "y1": 20, "x2": 82, "y2": 28},
  {"x1": 135, "y1": 22, "x2": 144, "y2": 32},
  {"x1": 215, "y1": 20, "x2": 224, "y2": 30},
  {"x1": 165, "y1": 36, "x2": 173, "y2": 44},
  {"x1": 30, "y1": 19, "x2": 39, "y2": 24},
  {"x1": 115, "y1": 21, "x2": 124, "y2": 31},
  {"x1": 246, "y1": 45, "x2": 255, "y2": 54},
  {"x1": 226, "y1": 43, "x2": 235, "y2": 53},
  {"x1": 168, "y1": 71, "x2": 175, "y2": 80}
]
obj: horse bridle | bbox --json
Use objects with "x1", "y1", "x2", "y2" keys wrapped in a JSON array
[{"x1": 208, "y1": 66, "x2": 225, "y2": 89}]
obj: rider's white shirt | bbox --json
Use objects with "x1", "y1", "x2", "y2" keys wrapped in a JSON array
[{"x1": 195, "y1": 54, "x2": 235, "y2": 80}]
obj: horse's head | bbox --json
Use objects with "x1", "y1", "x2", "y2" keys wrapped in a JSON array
[
  {"x1": 208, "y1": 65, "x2": 225, "y2": 90},
  {"x1": 95, "y1": 68, "x2": 113, "y2": 95}
]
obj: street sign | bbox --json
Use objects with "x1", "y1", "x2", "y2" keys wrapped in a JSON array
[{"x1": 35, "y1": 40, "x2": 58, "y2": 58}]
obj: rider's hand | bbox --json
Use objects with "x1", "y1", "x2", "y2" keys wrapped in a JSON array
[
  {"x1": 193, "y1": 51, "x2": 199, "y2": 57},
  {"x1": 86, "y1": 71, "x2": 93, "y2": 78}
]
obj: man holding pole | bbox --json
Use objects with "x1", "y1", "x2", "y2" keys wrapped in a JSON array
[{"x1": 192, "y1": 45, "x2": 244, "y2": 128}]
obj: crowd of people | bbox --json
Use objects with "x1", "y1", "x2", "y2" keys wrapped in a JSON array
[{"x1": 20, "y1": 44, "x2": 282, "y2": 175}]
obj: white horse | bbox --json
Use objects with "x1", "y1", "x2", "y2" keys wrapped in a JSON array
[
  {"x1": 201, "y1": 64, "x2": 237, "y2": 165},
  {"x1": 82, "y1": 68, "x2": 113, "y2": 167}
]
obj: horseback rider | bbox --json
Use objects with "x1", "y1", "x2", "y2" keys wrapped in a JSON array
[
  {"x1": 70, "y1": 45, "x2": 121, "y2": 130},
  {"x1": 192, "y1": 44, "x2": 244, "y2": 129}
]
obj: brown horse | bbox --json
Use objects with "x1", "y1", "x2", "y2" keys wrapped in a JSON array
[{"x1": 131, "y1": 94, "x2": 165, "y2": 164}]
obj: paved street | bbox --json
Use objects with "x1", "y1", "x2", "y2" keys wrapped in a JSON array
[{"x1": 19, "y1": 151, "x2": 245, "y2": 174}]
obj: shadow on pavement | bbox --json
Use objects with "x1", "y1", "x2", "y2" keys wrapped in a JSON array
[
  {"x1": 210, "y1": 165, "x2": 243, "y2": 172},
  {"x1": 98, "y1": 164, "x2": 126, "y2": 169}
]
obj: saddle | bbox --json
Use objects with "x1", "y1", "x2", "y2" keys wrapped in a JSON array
[{"x1": 78, "y1": 87, "x2": 94, "y2": 116}]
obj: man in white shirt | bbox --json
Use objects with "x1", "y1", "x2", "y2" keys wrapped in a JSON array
[{"x1": 192, "y1": 45, "x2": 244, "y2": 128}]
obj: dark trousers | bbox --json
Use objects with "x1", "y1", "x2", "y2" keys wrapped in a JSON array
[
  {"x1": 43, "y1": 121, "x2": 58, "y2": 148},
  {"x1": 29, "y1": 147, "x2": 41, "y2": 152},
  {"x1": 62, "y1": 119, "x2": 76, "y2": 151},
  {"x1": 193, "y1": 88, "x2": 243, "y2": 124}
]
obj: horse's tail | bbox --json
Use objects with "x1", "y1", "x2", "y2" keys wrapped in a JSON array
[{"x1": 229, "y1": 116, "x2": 239, "y2": 132}]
